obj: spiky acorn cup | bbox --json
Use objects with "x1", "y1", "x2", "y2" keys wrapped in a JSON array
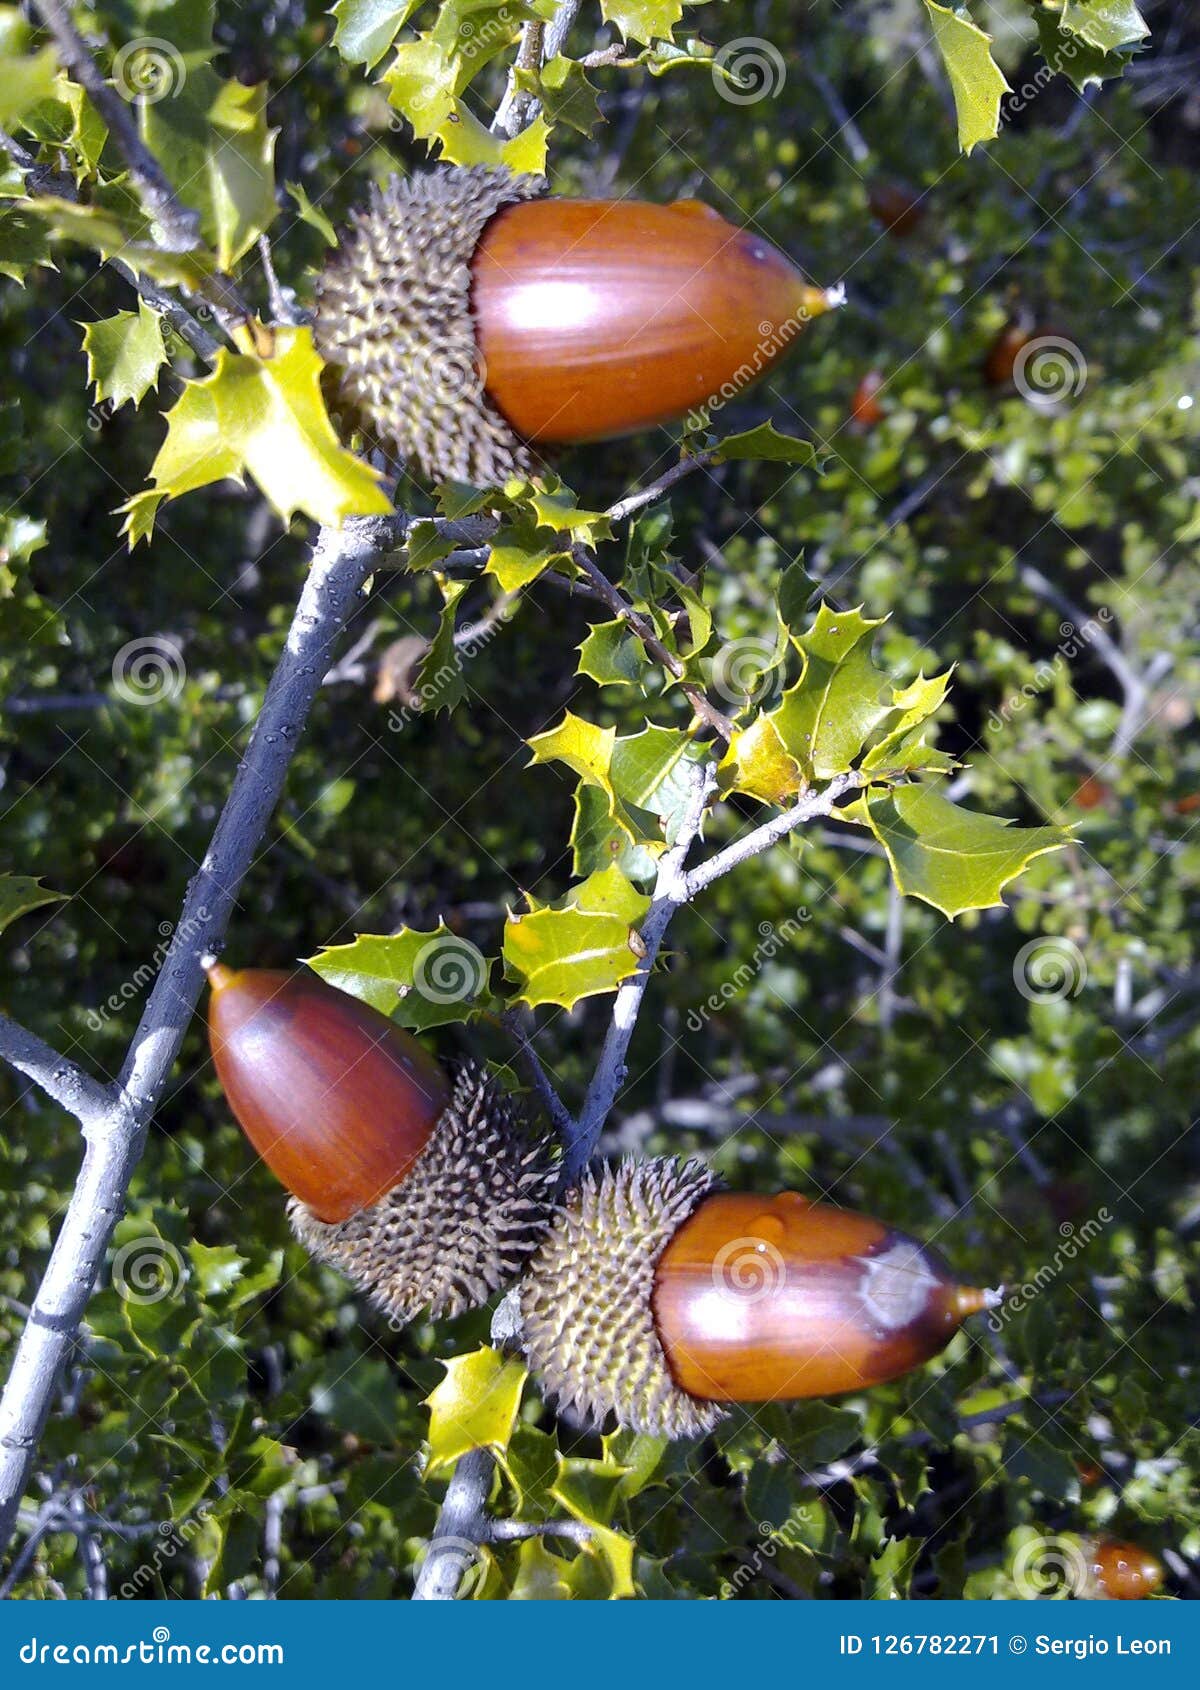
[
  {"x1": 312, "y1": 164, "x2": 841, "y2": 484},
  {"x1": 206, "y1": 964, "x2": 558, "y2": 1325},
  {"x1": 520, "y1": 1157, "x2": 996, "y2": 1439}
]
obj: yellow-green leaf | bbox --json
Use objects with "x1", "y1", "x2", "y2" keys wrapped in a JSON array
[
  {"x1": 600, "y1": 0, "x2": 684, "y2": 47},
  {"x1": 0, "y1": 873, "x2": 65, "y2": 938},
  {"x1": 80, "y1": 300, "x2": 168, "y2": 412},
  {"x1": 331, "y1": 0, "x2": 422, "y2": 68},
  {"x1": 0, "y1": 9, "x2": 57, "y2": 129},
  {"x1": 425, "y1": 1347, "x2": 528, "y2": 1477},
  {"x1": 142, "y1": 66, "x2": 277, "y2": 268},
  {"x1": 855, "y1": 785, "x2": 1069, "y2": 919},
  {"x1": 923, "y1": 1, "x2": 1010, "y2": 154},
  {"x1": 306, "y1": 924, "x2": 495, "y2": 1030},
  {"x1": 121, "y1": 326, "x2": 390, "y2": 543},
  {"x1": 504, "y1": 867, "x2": 650, "y2": 1009}
]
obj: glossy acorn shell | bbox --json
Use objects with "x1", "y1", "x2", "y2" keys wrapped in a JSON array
[
  {"x1": 472, "y1": 197, "x2": 837, "y2": 444},
  {"x1": 206, "y1": 964, "x2": 449, "y2": 1224},
  {"x1": 651, "y1": 1191, "x2": 988, "y2": 1403},
  {"x1": 1090, "y1": 1540, "x2": 1164, "y2": 1600}
]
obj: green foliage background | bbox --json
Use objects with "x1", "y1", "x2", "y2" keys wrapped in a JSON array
[{"x1": 1, "y1": 0, "x2": 1198, "y2": 1598}]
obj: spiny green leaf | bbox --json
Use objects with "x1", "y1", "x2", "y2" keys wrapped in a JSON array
[
  {"x1": 1060, "y1": 0, "x2": 1149, "y2": 54},
  {"x1": 0, "y1": 10, "x2": 57, "y2": 129},
  {"x1": 330, "y1": 0, "x2": 422, "y2": 69},
  {"x1": 1034, "y1": 15, "x2": 1134, "y2": 91},
  {"x1": 601, "y1": 0, "x2": 685, "y2": 47},
  {"x1": 577, "y1": 619, "x2": 648, "y2": 688},
  {"x1": 0, "y1": 873, "x2": 65, "y2": 939},
  {"x1": 307, "y1": 923, "x2": 496, "y2": 1030},
  {"x1": 425, "y1": 1347, "x2": 528, "y2": 1477},
  {"x1": 142, "y1": 66, "x2": 277, "y2": 269},
  {"x1": 120, "y1": 326, "x2": 390, "y2": 543},
  {"x1": 712, "y1": 422, "x2": 820, "y2": 466},
  {"x1": 503, "y1": 868, "x2": 650, "y2": 1009},
  {"x1": 923, "y1": 1, "x2": 1010, "y2": 154},
  {"x1": 854, "y1": 785, "x2": 1069, "y2": 919},
  {"x1": 285, "y1": 181, "x2": 337, "y2": 245},
  {"x1": 80, "y1": 300, "x2": 168, "y2": 412}
]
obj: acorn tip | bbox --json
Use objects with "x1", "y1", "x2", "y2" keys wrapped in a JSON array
[
  {"x1": 953, "y1": 1284, "x2": 1003, "y2": 1318},
  {"x1": 203, "y1": 957, "x2": 236, "y2": 992},
  {"x1": 793, "y1": 280, "x2": 846, "y2": 323}
]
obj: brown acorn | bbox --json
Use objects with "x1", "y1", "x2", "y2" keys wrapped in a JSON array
[
  {"x1": 867, "y1": 179, "x2": 925, "y2": 237},
  {"x1": 206, "y1": 963, "x2": 557, "y2": 1324},
  {"x1": 520, "y1": 1159, "x2": 994, "y2": 1438},
  {"x1": 849, "y1": 369, "x2": 886, "y2": 430},
  {"x1": 312, "y1": 165, "x2": 842, "y2": 485}
]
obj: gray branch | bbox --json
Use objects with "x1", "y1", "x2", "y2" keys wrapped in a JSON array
[
  {"x1": 0, "y1": 515, "x2": 395, "y2": 1555},
  {"x1": 684, "y1": 771, "x2": 866, "y2": 898},
  {"x1": 0, "y1": 1016, "x2": 113, "y2": 1127}
]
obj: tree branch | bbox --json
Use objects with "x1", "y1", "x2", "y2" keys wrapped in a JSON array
[
  {"x1": 412, "y1": 1447, "x2": 495, "y2": 1600},
  {"x1": 0, "y1": 514, "x2": 396, "y2": 1555},
  {"x1": 684, "y1": 771, "x2": 866, "y2": 898},
  {"x1": 0, "y1": 1017, "x2": 112, "y2": 1130}
]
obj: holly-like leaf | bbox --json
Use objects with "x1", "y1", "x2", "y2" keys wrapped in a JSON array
[
  {"x1": 142, "y1": 66, "x2": 277, "y2": 268},
  {"x1": 577, "y1": 619, "x2": 648, "y2": 688},
  {"x1": 1034, "y1": 15, "x2": 1132, "y2": 91},
  {"x1": 306, "y1": 924, "x2": 497, "y2": 1031},
  {"x1": 486, "y1": 512, "x2": 567, "y2": 591},
  {"x1": 0, "y1": 10, "x2": 58, "y2": 129},
  {"x1": 0, "y1": 873, "x2": 65, "y2": 939},
  {"x1": 862, "y1": 670, "x2": 955, "y2": 774},
  {"x1": 528, "y1": 483, "x2": 612, "y2": 546},
  {"x1": 285, "y1": 181, "x2": 337, "y2": 246},
  {"x1": 504, "y1": 867, "x2": 650, "y2": 1010},
  {"x1": 712, "y1": 422, "x2": 820, "y2": 467},
  {"x1": 600, "y1": 0, "x2": 685, "y2": 47},
  {"x1": 0, "y1": 204, "x2": 52, "y2": 283},
  {"x1": 425, "y1": 1347, "x2": 528, "y2": 1477},
  {"x1": 536, "y1": 54, "x2": 603, "y2": 136},
  {"x1": 80, "y1": 300, "x2": 168, "y2": 412},
  {"x1": 1059, "y1": 0, "x2": 1149, "y2": 54},
  {"x1": 20, "y1": 72, "x2": 107, "y2": 182},
  {"x1": 416, "y1": 575, "x2": 470, "y2": 713},
  {"x1": 509, "y1": 1538, "x2": 572, "y2": 1598},
  {"x1": 854, "y1": 785, "x2": 1069, "y2": 919},
  {"x1": 923, "y1": 0, "x2": 1010, "y2": 154},
  {"x1": 120, "y1": 326, "x2": 390, "y2": 544},
  {"x1": 331, "y1": 0, "x2": 422, "y2": 68},
  {"x1": 20, "y1": 192, "x2": 214, "y2": 287},
  {"x1": 773, "y1": 603, "x2": 892, "y2": 781}
]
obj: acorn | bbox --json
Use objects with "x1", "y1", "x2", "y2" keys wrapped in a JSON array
[
  {"x1": 849, "y1": 369, "x2": 886, "y2": 430},
  {"x1": 1089, "y1": 1540, "x2": 1165, "y2": 1601},
  {"x1": 206, "y1": 963, "x2": 557, "y2": 1324},
  {"x1": 867, "y1": 179, "x2": 925, "y2": 237},
  {"x1": 519, "y1": 1158, "x2": 995, "y2": 1438},
  {"x1": 312, "y1": 165, "x2": 842, "y2": 485}
]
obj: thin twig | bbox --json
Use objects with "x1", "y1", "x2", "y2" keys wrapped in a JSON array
[
  {"x1": 500, "y1": 1012, "x2": 577, "y2": 1142},
  {"x1": 567, "y1": 764, "x2": 719, "y2": 1182},
  {"x1": 571, "y1": 546, "x2": 735, "y2": 743},
  {"x1": 685, "y1": 771, "x2": 866, "y2": 898},
  {"x1": 0, "y1": 1015, "x2": 113, "y2": 1127}
]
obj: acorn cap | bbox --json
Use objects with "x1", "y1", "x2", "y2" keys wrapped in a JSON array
[
  {"x1": 519, "y1": 1157, "x2": 725, "y2": 1439},
  {"x1": 291, "y1": 1061, "x2": 558, "y2": 1326},
  {"x1": 312, "y1": 164, "x2": 548, "y2": 485}
]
